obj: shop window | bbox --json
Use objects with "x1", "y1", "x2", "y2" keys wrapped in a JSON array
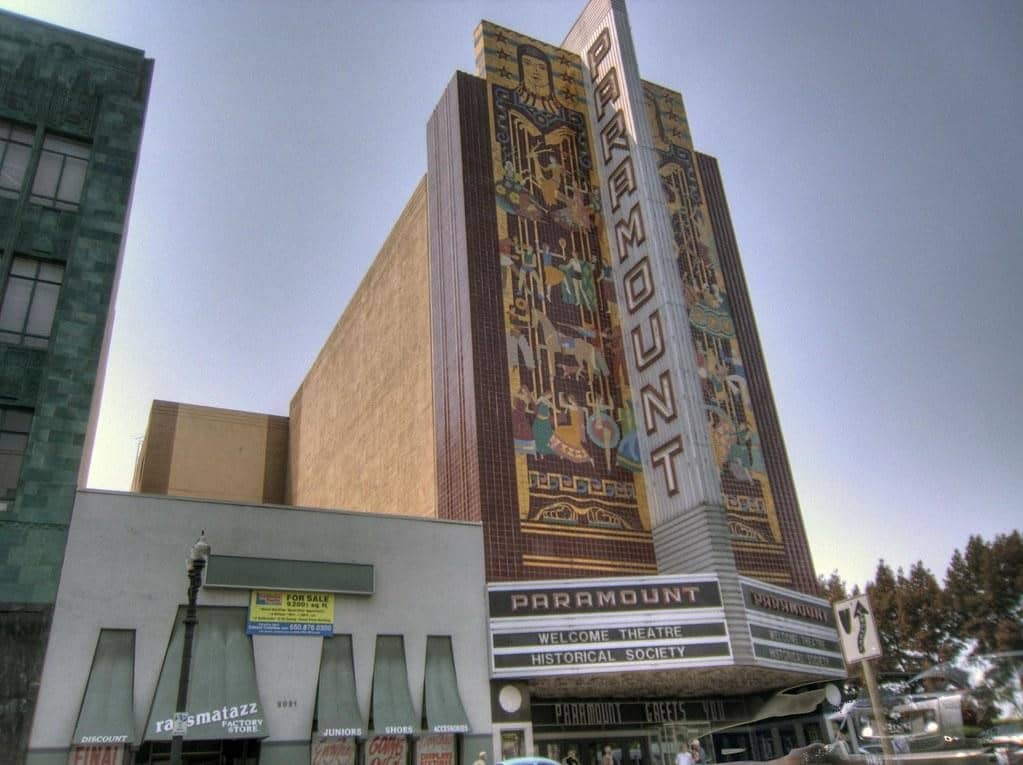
[
  {"x1": 0, "y1": 255, "x2": 65, "y2": 348},
  {"x1": 0, "y1": 121, "x2": 33, "y2": 199},
  {"x1": 0, "y1": 407, "x2": 32, "y2": 502},
  {"x1": 30, "y1": 133, "x2": 90, "y2": 210},
  {"x1": 134, "y1": 738, "x2": 261, "y2": 764}
]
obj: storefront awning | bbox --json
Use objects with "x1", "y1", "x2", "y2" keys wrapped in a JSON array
[
  {"x1": 316, "y1": 634, "x2": 365, "y2": 737},
  {"x1": 752, "y1": 688, "x2": 828, "y2": 720},
  {"x1": 144, "y1": 607, "x2": 266, "y2": 741},
  {"x1": 370, "y1": 635, "x2": 417, "y2": 734},
  {"x1": 711, "y1": 688, "x2": 828, "y2": 735},
  {"x1": 422, "y1": 636, "x2": 469, "y2": 734},
  {"x1": 73, "y1": 630, "x2": 135, "y2": 746}
]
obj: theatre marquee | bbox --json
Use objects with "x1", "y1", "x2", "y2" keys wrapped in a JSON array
[{"x1": 488, "y1": 575, "x2": 731, "y2": 677}]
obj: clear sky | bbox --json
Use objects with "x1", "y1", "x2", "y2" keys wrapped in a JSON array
[{"x1": 4, "y1": 0, "x2": 1020, "y2": 590}]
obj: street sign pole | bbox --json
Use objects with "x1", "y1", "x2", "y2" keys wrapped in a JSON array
[
  {"x1": 861, "y1": 655, "x2": 895, "y2": 760},
  {"x1": 833, "y1": 595, "x2": 894, "y2": 762}
]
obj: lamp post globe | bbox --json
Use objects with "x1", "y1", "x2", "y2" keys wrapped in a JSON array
[{"x1": 169, "y1": 532, "x2": 211, "y2": 765}]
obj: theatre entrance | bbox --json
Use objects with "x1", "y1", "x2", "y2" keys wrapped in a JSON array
[
  {"x1": 535, "y1": 724, "x2": 711, "y2": 765},
  {"x1": 534, "y1": 735, "x2": 652, "y2": 765}
]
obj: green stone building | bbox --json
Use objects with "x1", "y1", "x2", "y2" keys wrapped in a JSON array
[{"x1": 0, "y1": 10, "x2": 151, "y2": 761}]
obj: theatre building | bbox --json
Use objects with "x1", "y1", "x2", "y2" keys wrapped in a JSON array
[{"x1": 27, "y1": 0, "x2": 849, "y2": 763}]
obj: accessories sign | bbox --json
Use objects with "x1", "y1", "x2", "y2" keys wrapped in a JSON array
[{"x1": 247, "y1": 590, "x2": 334, "y2": 636}]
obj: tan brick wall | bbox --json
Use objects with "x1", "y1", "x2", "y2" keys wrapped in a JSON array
[
  {"x1": 288, "y1": 179, "x2": 436, "y2": 517},
  {"x1": 133, "y1": 400, "x2": 288, "y2": 505}
]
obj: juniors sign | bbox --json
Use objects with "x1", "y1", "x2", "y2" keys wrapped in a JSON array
[{"x1": 247, "y1": 590, "x2": 334, "y2": 636}]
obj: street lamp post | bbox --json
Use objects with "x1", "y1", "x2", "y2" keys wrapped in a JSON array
[{"x1": 169, "y1": 532, "x2": 211, "y2": 765}]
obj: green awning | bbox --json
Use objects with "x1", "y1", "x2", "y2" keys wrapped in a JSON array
[
  {"x1": 422, "y1": 636, "x2": 469, "y2": 734},
  {"x1": 73, "y1": 630, "x2": 135, "y2": 745},
  {"x1": 369, "y1": 635, "x2": 417, "y2": 735},
  {"x1": 316, "y1": 635, "x2": 365, "y2": 737},
  {"x1": 144, "y1": 607, "x2": 266, "y2": 741}
]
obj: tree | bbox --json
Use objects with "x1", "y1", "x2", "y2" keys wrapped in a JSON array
[
  {"x1": 895, "y1": 561, "x2": 948, "y2": 668},
  {"x1": 944, "y1": 531, "x2": 1023, "y2": 656},
  {"x1": 823, "y1": 531, "x2": 1022, "y2": 721},
  {"x1": 867, "y1": 560, "x2": 908, "y2": 674},
  {"x1": 819, "y1": 570, "x2": 850, "y2": 603}
]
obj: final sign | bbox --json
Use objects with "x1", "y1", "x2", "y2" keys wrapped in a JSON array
[
  {"x1": 833, "y1": 595, "x2": 882, "y2": 663},
  {"x1": 247, "y1": 590, "x2": 334, "y2": 636}
]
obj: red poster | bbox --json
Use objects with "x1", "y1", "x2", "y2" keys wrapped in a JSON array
[
  {"x1": 417, "y1": 734, "x2": 455, "y2": 765},
  {"x1": 366, "y1": 736, "x2": 409, "y2": 765},
  {"x1": 312, "y1": 736, "x2": 358, "y2": 765}
]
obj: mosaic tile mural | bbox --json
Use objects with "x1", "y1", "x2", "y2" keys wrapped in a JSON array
[
  {"x1": 642, "y1": 81, "x2": 793, "y2": 585},
  {"x1": 476, "y1": 23, "x2": 656, "y2": 576}
]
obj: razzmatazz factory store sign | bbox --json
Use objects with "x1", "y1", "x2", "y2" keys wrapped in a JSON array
[{"x1": 488, "y1": 576, "x2": 731, "y2": 677}]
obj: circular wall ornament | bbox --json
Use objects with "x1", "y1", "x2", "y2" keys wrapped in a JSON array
[{"x1": 498, "y1": 684, "x2": 523, "y2": 713}]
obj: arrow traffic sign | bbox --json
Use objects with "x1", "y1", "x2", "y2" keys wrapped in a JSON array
[{"x1": 833, "y1": 595, "x2": 882, "y2": 663}]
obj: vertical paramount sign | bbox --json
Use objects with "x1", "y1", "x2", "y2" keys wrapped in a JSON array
[{"x1": 564, "y1": 0, "x2": 722, "y2": 525}]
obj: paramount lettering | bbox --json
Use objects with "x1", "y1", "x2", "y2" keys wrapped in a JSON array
[
  {"x1": 507, "y1": 585, "x2": 703, "y2": 613},
  {"x1": 555, "y1": 702, "x2": 623, "y2": 726},
  {"x1": 750, "y1": 591, "x2": 828, "y2": 623},
  {"x1": 584, "y1": 24, "x2": 685, "y2": 497}
]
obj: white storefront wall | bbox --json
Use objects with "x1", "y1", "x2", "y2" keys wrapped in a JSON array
[{"x1": 28, "y1": 490, "x2": 492, "y2": 759}]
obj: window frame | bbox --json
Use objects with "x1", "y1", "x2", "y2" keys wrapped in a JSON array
[
  {"x1": 0, "y1": 120, "x2": 35, "y2": 200},
  {"x1": 0, "y1": 254, "x2": 66, "y2": 349},
  {"x1": 0, "y1": 406, "x2": 33, "y2": 502},
  {"x1": 29, "y1": 133, "x2": 91, "y2": 211},
  {"x1": 0, "y1": 119, "x2": 91, "y2": 211}
]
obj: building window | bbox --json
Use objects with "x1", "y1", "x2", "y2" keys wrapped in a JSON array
[
  {"x1": 30, "y1": 134, "x2": 90, "y2": 210},
  {"x1": 0, "y1": 256, "x2": 65, "y2": 348},
  {"x1": 0, "y1": 121, "x2": 34, "y2": 200},
  {"x1": 0, "y1": 407, "x2": 32, "y2": 501}
]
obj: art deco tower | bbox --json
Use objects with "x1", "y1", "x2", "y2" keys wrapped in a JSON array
[{"x1": 427, "y1": 0, "x2": 817, "y2": 595}]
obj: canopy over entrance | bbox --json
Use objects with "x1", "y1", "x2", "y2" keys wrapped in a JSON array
[{"x1": 144, "y1": 607, "x2": 266, "y2": 741}]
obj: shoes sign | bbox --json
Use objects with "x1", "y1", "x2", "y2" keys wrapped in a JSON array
[{"x1": 833, "y1": 595, "x2": 882, "y2": 663}]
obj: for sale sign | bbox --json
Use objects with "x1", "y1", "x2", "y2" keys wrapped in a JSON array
[{"x1": 247, "y1": 590, "x2": 334, "y2": 636}]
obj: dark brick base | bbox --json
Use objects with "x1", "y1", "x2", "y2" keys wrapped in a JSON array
[{"x1": 0, "y1": 604, "x2": 52, "y2": 765}]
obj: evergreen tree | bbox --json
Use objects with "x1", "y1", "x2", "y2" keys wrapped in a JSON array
[
  {"x1": 944, "y1": 531, "x2": 1023, "y2": 655},
  {"x1": 867, "y1": 560, "x2": 907, "y2": 673},
  {"x1": 819, "y1": 570, "x2": 850, "y2": 603},
  {"x1": 896, "y1": 561, "x2": 948, "y2": 668}
]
